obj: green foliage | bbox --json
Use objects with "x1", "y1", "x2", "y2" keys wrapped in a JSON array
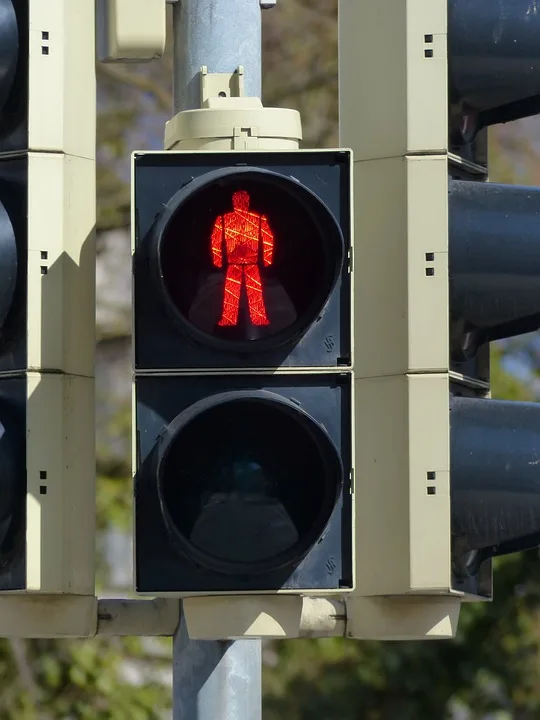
[
  {"x1": 96, "y1": 476, "x2": 132, "y2": 533},
  {"x1": 96, "y1": 103, "x2": 137, "y2": 230},
  {"x1": 0, "y1": 637, "x2": 171, "y2": 719},
  {"x1": 491, "y1": 346, "x2": 533, "y2": 401}
]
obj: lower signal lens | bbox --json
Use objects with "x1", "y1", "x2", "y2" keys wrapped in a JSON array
[{"x1": 157, "y1": 391, "x2": 343, "y2": 575}]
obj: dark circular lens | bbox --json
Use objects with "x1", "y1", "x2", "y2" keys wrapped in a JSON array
[
  {"x1": 156, "y1": 392, "x2": 342, "y2": 575},
  {"x1": 153, "y1": 168, "x2": 344, "y2": 352}
]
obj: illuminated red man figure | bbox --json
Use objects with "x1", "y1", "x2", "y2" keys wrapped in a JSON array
[{"x1": 211, "y1": 190, "x2": 274, "y2": 326}]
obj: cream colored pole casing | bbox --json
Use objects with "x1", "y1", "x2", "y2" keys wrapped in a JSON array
[
  {"x1": 339, "y1": 0, "x2": 461, "y2": 639},
  {"x1": 0, "y1": 0, "x2": 96, "y2": 601}
]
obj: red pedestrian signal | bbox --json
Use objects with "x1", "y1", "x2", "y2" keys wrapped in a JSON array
[
  {"x1": 211, "y1": 189, "x2": 274, "y2": 327},
  {"x1": 146, "y1": 164, "x2": 346, "y2": 356}
]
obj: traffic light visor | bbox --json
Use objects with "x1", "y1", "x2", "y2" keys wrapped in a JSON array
[
  {"x1": 156, "y1": 390, "x2": 343, "y2": 575},
  {"x1": 151, "y1": 168, "x2": 344, "y2": 352}
]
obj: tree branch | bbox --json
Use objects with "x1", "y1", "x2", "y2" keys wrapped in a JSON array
[
  {"x1": 266, "y1": 70, "x2": 336, "y2": 106},
  {"x1": 9, "y1": 639, "x2": 52, "y2": 720},
  {"x1": 97, "y1": 65, "x2": 172, "y2": 114},
  {"x1": 293, "y1": 0, "x2": 336, "y2": 20}
]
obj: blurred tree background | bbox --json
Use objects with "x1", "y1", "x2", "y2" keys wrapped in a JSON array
[{"x1": 2, "y1": 0, "x2": 540, "y2": 717}]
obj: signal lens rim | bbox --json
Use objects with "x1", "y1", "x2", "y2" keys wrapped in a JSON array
[
  {"x1": 149, "y1": 166, "x2": 345, "y2": 354},
  {"x1": 155, "y1": 389, "x2": 344, "y2": 576}
]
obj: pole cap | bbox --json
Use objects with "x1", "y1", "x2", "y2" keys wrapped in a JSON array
[{"x1": 164, "y1": 97, "x2": 302, "y2": 151}]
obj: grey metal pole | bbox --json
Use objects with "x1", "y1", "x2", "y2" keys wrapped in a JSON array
[
  {"x1": 171, "y1": 1, "x2": 265, "y2": 717},
  {"x1": 172, "y1": 0, "x2": 263, "y2": 112},
  {"x1": 173, "y1": 613, "x2": 262, "y2": 720}
]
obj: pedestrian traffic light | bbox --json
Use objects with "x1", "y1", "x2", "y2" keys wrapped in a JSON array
[
  {"x1": 0, "y1": 0, "x2": 96, "y2": 598},
  {"x1": 340, "y1": 0, "x2": 540, "y2": 636},
  {"x1": 133, "y1": 149, "x2": 353, "y2": 595}
]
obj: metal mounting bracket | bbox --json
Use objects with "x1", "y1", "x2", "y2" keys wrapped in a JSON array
[
  {"x1": 165, "y1": 66, "x2": 302, "y2": 151},
  {"x1": 200, "y1": 65, "x2": 246, "y2": 103}
]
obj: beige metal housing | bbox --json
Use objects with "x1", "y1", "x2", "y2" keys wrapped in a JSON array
[
  {"x1": 97, "y1": 0, "x2": 167, "y2": 62},
  {"x1": 25, "y1": 373, "x2": 95, "y2": 594},
  {"x1": 28, "y1": 0, "x2": 96, "y2": 159},
  {"x1": 165, "y1": 67, "x2": 302, "y2": 150},
  {"x1": 164, "y1": 96, "x2": 302, "y2": 151},
  {"x1": 182, "y1": 593, "x2": 459, "y2": 641},
  {"x1": 0, "y1": 0, "x2": 96, "y2": 621},
  {"x1": 347, "y1": 595, "x2": 460, "y2": 640},
  {"x1": 340, "y1": 0, "x2": 459, "y2": 638},
  {"x1": 182, "y1": 596, "x2": 346, "y2": 640},
  {"x1": 0, "y1": 595, "x2": 97, "y2": 638},
  {"x1": 27, "y1": 152, "x2": 95, "y2": 377},
  {"x1": 340, "y1": 0, "x2": 447, "y2": 161}
]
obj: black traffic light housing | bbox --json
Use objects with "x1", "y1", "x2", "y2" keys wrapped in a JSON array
[
  {"x1": 449, "y1": 0, "x2": 540, "y2": 131},
  {"x1": 133, "y1": 149, "x2": 353, "y2": 595},
  {"x1": 448, "y1": 0, "x2": 540, "y2": 598},
  {"x1": 135, "y1": 375, "x2": 351, "y2": 593}
]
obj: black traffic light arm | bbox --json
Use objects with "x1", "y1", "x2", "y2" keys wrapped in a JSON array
[
  {"x1": 451, "y1": 396, "x2": 540, "y2": 574},
  {"x1": 449, "y1": 180, "x2": 540, "y2": 358},
  {"x1": 449, "y1": 0, "x2": 540, "y2": 129}
]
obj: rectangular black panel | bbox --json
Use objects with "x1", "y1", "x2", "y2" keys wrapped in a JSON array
[
  {"x1": 134, "y1": 373, "x2": 352, "y2": 593},
  {"x1": 133, "y1": 150, "x2": 351, "y2": 371}
]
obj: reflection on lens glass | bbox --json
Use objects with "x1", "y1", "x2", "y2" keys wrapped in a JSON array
[
  {"x1": 158, "y1": 397, "x2": 341, "y2": 570},
  {"x1": 158, "y1": 176, "x2": 341, "y2": 347},
  {"x1": 189, "y1": 457, "x2": 300, "y2": 563}
]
